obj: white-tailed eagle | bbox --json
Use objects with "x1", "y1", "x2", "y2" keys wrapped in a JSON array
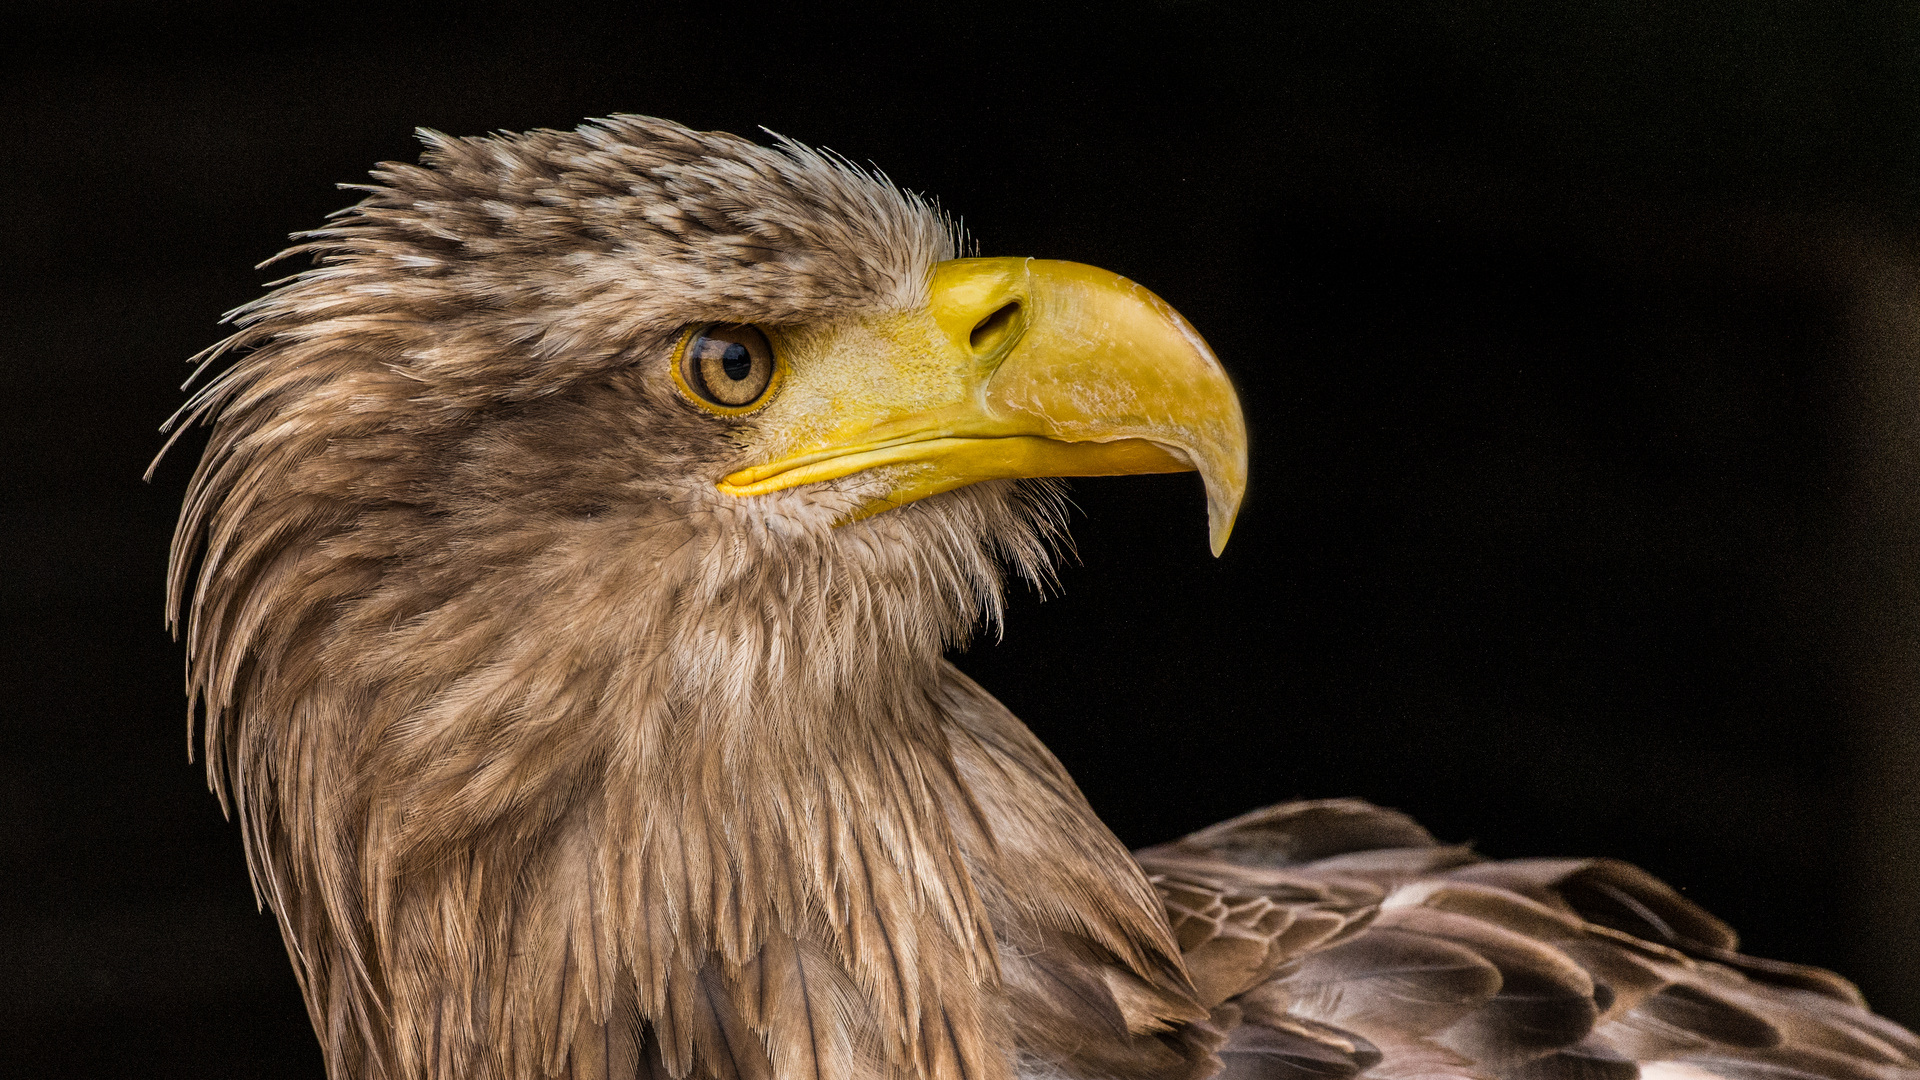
[{"x1": 161, "y1": 116, "x2": 1918, "y2": 1080}]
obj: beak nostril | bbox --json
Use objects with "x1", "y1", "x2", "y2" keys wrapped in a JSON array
[{"x1": 969, "y1": 301, "x2": 1022, "y2": 355}]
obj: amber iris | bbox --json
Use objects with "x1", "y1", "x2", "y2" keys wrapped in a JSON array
[{"x1": 679, "y1": 324, "x2": 778, "y2": 409}]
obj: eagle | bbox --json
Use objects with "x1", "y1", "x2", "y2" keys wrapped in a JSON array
[{"x1": 161, "y1": 116, "x2": 1919, "y2": 1080}]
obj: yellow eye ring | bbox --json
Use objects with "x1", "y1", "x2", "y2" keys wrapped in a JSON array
[{"x1": 670, "y1": 323, "x2": 784, "y2": 415}]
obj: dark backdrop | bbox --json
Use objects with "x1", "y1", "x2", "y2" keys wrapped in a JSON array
[{"x1": 7, "y1": 2, "x2": 1920, "y2": 1076}]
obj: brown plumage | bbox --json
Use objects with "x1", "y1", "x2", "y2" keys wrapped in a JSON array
[{"x1": 161, "y1": 115, "x2": 1918, "y2": 1080}]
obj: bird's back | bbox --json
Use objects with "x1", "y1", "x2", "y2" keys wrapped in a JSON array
[{"x1": 1138, "y1": 800, "x2": 1920, "y2": 1080}]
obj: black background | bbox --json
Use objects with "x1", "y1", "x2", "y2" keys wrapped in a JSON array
[{"x1": 7, "y1": 2, "x2": 1920, "y2": 1076}]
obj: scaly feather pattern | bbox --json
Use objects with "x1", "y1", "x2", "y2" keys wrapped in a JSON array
[{"x1": 1135, "y1": 801, "x2": 1920, "y2": 1080}]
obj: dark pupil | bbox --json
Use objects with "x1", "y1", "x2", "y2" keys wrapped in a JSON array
[{"x1": 720, "y1": 343, "x2": 752, "y2": 381}]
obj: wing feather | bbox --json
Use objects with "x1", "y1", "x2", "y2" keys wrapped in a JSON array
[
  {"x1": 1285, "y1": 928, "x2": 1504, "y2": 1035},
  {"x1": 1215, "y1": 1013, "x2": 1384, "y2": 1080},
  {"x1": 1138, "y1": 801, "x2": 1920, "y2": 1080}
]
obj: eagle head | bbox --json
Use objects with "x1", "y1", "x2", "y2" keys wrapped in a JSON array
[{"x1": 165, "y1": 116, "x2": 1247, "y2": 1080}]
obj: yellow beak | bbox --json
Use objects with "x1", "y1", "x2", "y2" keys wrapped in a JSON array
[{"x1": 719, "y1": 258, "x2": 1249, "y2": 555}]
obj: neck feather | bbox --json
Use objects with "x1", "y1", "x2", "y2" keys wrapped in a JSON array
[{"x1": 180, "y1": 417, "x2": 1198, "y2": 1079}]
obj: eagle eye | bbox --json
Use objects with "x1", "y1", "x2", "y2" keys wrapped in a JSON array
[{"x1": 674, "y1": 324, "x2": 780, "y2": 413}]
